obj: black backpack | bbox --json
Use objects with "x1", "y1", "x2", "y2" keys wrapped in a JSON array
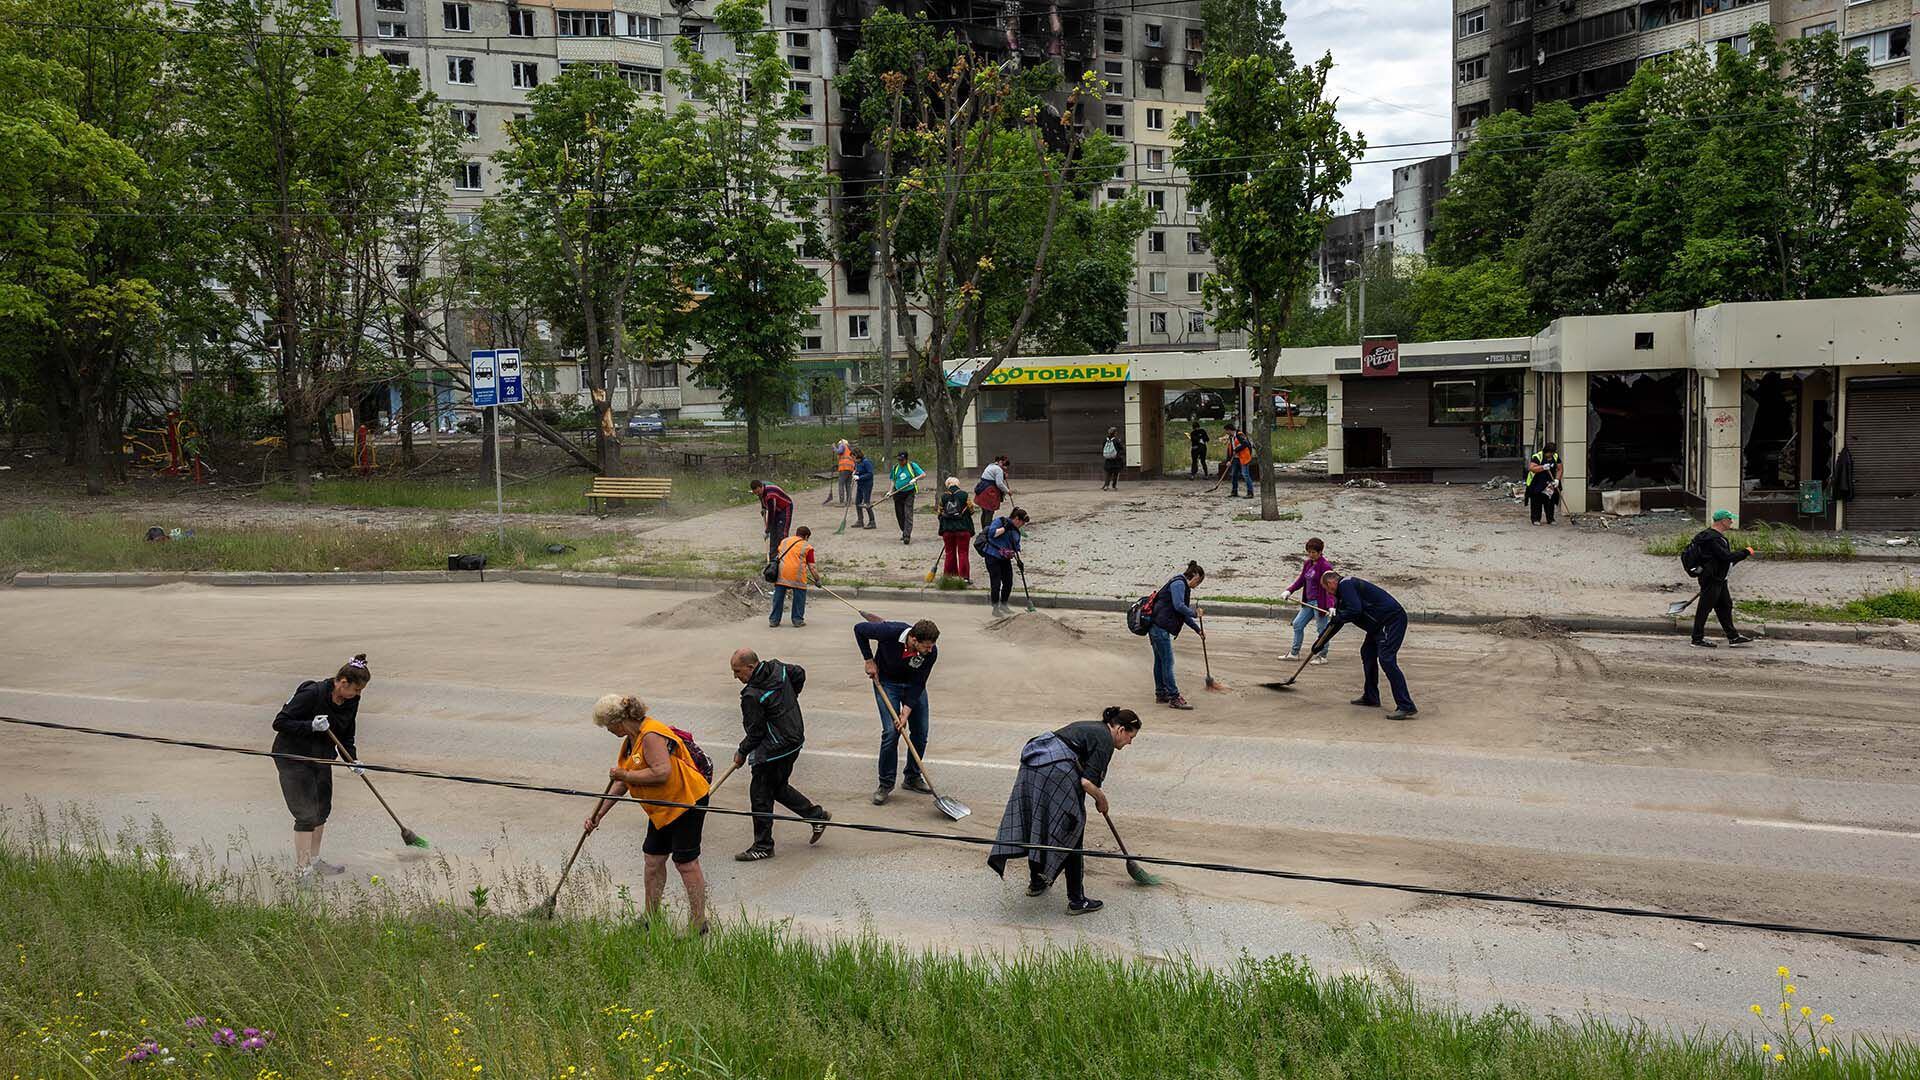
[
  {"x1": 1126, "y1": 589, "x2": 1158, "y2": 635},
  {"x1": 1680, "y1": 534, "x2": 1706, "y2": 578}
]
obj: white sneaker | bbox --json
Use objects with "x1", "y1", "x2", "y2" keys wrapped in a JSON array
[
  {"x1": 1310, "y1": 655, "x2": 1330, "y2": 665},
  {"x1": 310, "y1": 858, "x2": 346, "y2": 876},
  {"x1": 1280, "y1": 652, "x2": 1300, "y2": 662}
]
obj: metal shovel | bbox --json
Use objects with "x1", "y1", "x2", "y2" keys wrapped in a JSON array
[
  {"x1": 1262, "y1": 625, "x2": 1333, "y2": 691},
  {"x1": 1666, "y1": 593, "x2": 1699, "y2": 616},
  {"x1": 873, "y1": 681, "x2": 969, "y2": 821}
]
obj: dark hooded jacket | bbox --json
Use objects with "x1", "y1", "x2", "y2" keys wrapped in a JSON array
[{"x1": 738, "y1": 659, "x2": 807, "y2": 762}]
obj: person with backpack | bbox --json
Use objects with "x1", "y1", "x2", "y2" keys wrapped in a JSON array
[
  {"x1": 989, "y1": 705, "x2": 1143, "y2": 917},
  {"x1": 1525, "y1": 442, "x2": 1563, "y2": 525},
  {"x1": 769, "y1": 526, "x2": 816, "y2": 628},
  {"x1": 982, "y1": 507, "x2": 1029, "y2": 616},
  {"x1": 1189, "y1": 424, "x2": 1208, "y2": 478},
  {"x1": 1685, "y1": 509, "x2": 1756, "y2": 648},
  {"x1": 1282, "y1": 537, "x2": 1334, "y2": 664},
  {"x1": 1146, "y1": 561, "x2": 1206, "y2": 710},
  {"x1": 852, "y1": 450, "x2": 877, "y2": 529},
  {"x1": 271, "y1": 654, "x2": 372, "y2": 880},
  {"x1": 1228, "y1": 428, "x2": 1254, "y2": 498},
  {"x1": 750, "y1": 479, "x2": 793, "y2": 564},
  {"x1": 936, "y1": 477, "x2": 976, "y2": 584},
  {"x1": 889, "y1": 451, "x2": 926, "y2": 545},
  {"x1": 828, "y1": 438, "x2": 856, "y2": 506},
  {"x1": 729, "y1": 648, "x2": 830, "y2": 862},
  {"x1": 583, "y1": 693, "x2": 713, "y2": 934},
  {"x1": 1100, "y1": 426, "x2": 1124, "y2": 490},
  {"x1": 855, "y1": 617, "x2": 941, "y2": 805},
  {"x1": 976, "y1": 454, "x2": 1012, "y2": 533},
  {"x1": 1319, "y1": 571, "x2": 1417, "y2": 720}
]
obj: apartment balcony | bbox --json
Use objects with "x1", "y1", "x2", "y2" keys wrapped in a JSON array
[{"x1": 555, "y1": 35, "x2": 667, "y2": 66}]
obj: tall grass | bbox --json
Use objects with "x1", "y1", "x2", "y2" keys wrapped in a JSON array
[
  {"x1": 1737, "y1": 590, "x2": 1920, "y2": 624},
  {"x1": 1162, "y1": 420, "x2": 1327, "y2": 473},
  {"x1": 1644, "y1": 523, "x2": 1855, "y2": 559},
  {"x1": 2, "y1": 810, "x2": 1908, "y2": 1080}
]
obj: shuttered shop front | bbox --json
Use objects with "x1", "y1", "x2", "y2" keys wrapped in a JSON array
[{"x1": 1845, "y1": 377, "x2": 1920, "y2": 529}]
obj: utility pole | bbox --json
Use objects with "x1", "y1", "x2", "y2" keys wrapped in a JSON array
[
  {"x1": 877, "y1": 254, "x2": 894, "y2": 463},
  {"x1": 1358, "y1": 272, "x2": 1367, "y2": 337}
]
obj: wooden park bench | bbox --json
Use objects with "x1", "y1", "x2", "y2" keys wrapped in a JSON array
[{"x1": 585, "y1": 476, "x2": 673, "y2": 514}]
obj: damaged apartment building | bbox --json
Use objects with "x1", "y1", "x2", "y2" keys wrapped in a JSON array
[{"x1": 331, "y1": 0, "x2": 1223, "y2": 423}]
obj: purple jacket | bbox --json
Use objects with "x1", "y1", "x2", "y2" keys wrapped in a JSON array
[{"x1": 1288, "y1": 555, "x2": 1333, "y2": 607}]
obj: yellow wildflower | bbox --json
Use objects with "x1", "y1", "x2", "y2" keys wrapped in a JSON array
[
  {"x1": 1785, "y1": 984, "x2": 1796, "y2": 995},
  {"x1": 1821, "y1": 1015, "x2": 1834, "y2": 1025},
  {"x1": 1818, "y1": 1046, "x2": 1830, "y2": 1056},
  {"x1": 1773, "y1": 1054, "x2": 1784, "y2": 1063},
  {"x1": 1777, "y1": 966, "x2": 1790, "y2": 978},
  {"x1": 1762, "y1": 1044, "x2": 1772, "y2": 1052},
  {"x1": 1750, "y1": 1004, "x2": 1763, "y2": 1016},
  {"x1": 1801, "y1": 1006, "x2": 1812, "y2": 1018}
]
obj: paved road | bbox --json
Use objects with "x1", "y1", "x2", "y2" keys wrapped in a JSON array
[{"x1": 1, "y1": 582, "x2": 1915, "y2": 1038}]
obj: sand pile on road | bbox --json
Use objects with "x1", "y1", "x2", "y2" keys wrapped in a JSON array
[
  {"x1": 638, "y1": 581, "x2": 763, "y2": 629},
  {"x1": 984, "y1": 610, "x2": 1087, "y2": 647},
  {"x1": 1485, "y1": 615, "x2": 1572, "y2": 640},
  {"x1": 1861, "y1": 630, "x2": 1918, "y2": 651}
]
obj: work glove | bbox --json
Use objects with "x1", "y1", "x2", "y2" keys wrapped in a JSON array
[
  {"x1": 310, "y1": 717, "x2": 330, "y2": 733},
  {"x1": 350, "y1": 764, "x2": 367, "y2": 776}
]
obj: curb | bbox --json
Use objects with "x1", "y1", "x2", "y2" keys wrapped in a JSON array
[{"x1": 11, "y1": 569, "x2": 1910, "y2": 646}]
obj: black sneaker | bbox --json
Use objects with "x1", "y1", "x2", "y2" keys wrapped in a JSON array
[
  {"x1": 1026, "y1": 881, "x2": 1049, "y2": 897},
  {"x1": 1350, "y1": 697, "x2": 1381, "y2": 707},
  {"x1": 903, "y1": 776, "x2": 935, "y2": 795},
  {"x1": 872, "y1": 786, "x2": 891, "y2": 805},
  {"x1": 809, "y1": 811, "x2": 831, "y2": 845},
  {"x1": 1385, "y1": 708, "x2": 1418, "y2": 721},
  {"x1": 1067, "y1": 898, "x2": 1104, "y2": 916},
  {"x1": 1690, "y1": 638, "x2": 1717, "y2": 649},
  {"x1": 791, "y1": 619, "x2": 806, "y2": 627},
  {"x1": 733, "y1": 847, "x2": 774, "y2": 862},
  {"x1": 1727, "y1": 633, "x2": 1754, "y2": 646}
]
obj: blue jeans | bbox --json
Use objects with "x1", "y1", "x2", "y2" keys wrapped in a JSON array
[
  {"x1": 1291, "y1": 605, "x2": 1330, "y2": 657},
  {"x1": 769, "y1": 584, "x2": 807, "y2": 625},
  {"x1": 1229, "y1": 461, "x2": 1251, "y2": 496},
  {"x1": 874, "y1": 681, "x2": 929, "y2": 789},
  {"x1": 1148, "y1": 625, "x2": 1179, "y2": 699},
  {"x1": 1359, "y1": 615, "x2": 1416, "y2": 712}
]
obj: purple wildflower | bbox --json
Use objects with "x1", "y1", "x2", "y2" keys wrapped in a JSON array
[
  {"x1": 213, "y1": 1027, "x2": 237, "y2": 1046},
  {"x1": 184, "y1": 1017, "x2": 207, "y2": 1029},
  {"x1": 123, "y1": 1039, "x2": 161, "y2": 1063},
  {"x1": 242, "y1": 1028, "x2": 260, "y2": 1038}
]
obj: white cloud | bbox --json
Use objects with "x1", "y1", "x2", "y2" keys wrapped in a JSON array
[{"x1": 1280, "y1": 0, "x2": 1453, "y2": 210}]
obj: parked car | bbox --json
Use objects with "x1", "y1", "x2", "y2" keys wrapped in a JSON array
[
  {"x1": 1272, "y1": 392, "x2": 1299, "y2": 418},
  {"x1": 625, "y1": 411, "x2": 667, "y2": 436},
  {"x1": 1165, "y1": 389, "x2": 1229, "y2": 421}
]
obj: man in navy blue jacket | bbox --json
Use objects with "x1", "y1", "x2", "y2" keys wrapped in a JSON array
[
  {"x1": 854, "y1": 617, "x2": 941, "y2": 805},
  {"x1": 1320, "y1": 572, "x2": 1417, "y2": 720}
]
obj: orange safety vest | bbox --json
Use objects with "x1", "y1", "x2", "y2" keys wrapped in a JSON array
[
  {"x1": 776, "y1": 536, "x2": 813, "y2": 589},
  {"x1": 1235, "y1": 434, "x2": 1252, "y2": 465},
  {"x1": 835, "y1": 443, "x2": 855, "y2": 472},
  {"x1": 618, "y1": 718, "x2": 712, "y2": 829}
]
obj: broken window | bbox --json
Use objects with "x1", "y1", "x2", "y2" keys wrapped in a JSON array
[
  {"x1": 1588, "y1": 371, "x2": 1685, "y2": 489},
  {"x1": 1430, "y1": 371, "x2": 1521, "y2": 458},
  {"x1": 1741, "y1": 369, "x2": 1833, "y2": 495}
]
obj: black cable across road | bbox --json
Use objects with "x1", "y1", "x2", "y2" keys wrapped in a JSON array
[{"x1": 3, "y1": 713, "x2": 1917, "y2": 948}]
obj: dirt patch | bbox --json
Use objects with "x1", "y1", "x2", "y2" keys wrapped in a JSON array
[
  {"x1": 1861, "y1": 631, "x2": 1918, "y2": 651},
  {"x1": 984, "y1": 611, "x2": 1087, "y2": 647},
  {"x1": 1485, "y1": 616, "x2": 1572, "y2": 640},
  {"x1": 634, "y1": 580, "x2": 764, "y2": 629}
]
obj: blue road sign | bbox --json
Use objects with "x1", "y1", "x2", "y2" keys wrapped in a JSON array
[
  {"x1": 471, "y1": 349, "x2": 498, "y2": 407},
  {"x1": 497, "y1": 348, "x2": 524, "y2": 406}
]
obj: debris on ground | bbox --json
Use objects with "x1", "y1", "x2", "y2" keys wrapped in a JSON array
[
  {"x1": 1888, "y1": 538, "x2": 1912, "y2": 547},
  {"x1": 1484, "y1": 615, "x2": 1573, "y2": 640},
  {"x1": 1344, "y1": 478, "x2": 1387, "y2": 489},
  {"x1": 984, "y1": 610, "x2": 1087, "y2": 646},
  {"x1": 638, "y1": 580, "x2": 764, "y2": 629}
]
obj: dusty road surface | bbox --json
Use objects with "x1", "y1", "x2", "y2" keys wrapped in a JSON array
[
  {"x1": 2, "y1": 581, "x2": 1917, "y2": 1036},
  {"x1": 645, "y1": 479, "x2": 1920, "y2": 618}
]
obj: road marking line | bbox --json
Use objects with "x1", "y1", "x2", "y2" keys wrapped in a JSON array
[{"x1": 1734, "y1": 818, "x2": 1920, "y2": 840}]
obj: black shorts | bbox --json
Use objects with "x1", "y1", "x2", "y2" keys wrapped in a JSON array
[
  {"x1": 641, "y1": 795, "x2": 708, "y2": 864},
  {"x1": 276, "y1": 760, "x2": 333, "y2": 832}
]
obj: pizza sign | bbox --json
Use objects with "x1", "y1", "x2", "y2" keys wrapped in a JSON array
[{"x1": 1361, "y1": 335, "x2": 1399, "y2": 378}]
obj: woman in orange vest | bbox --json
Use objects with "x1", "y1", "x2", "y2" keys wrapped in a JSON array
[
  {"x1": 583, "y1": 694, "x2": 714, "y2": 934},
  {"x1": 828, "y1": 439, "x2": 856, "y2": 506},
  {"x1": 770, "y1": 525, "x2": 817, "y2": 627}
]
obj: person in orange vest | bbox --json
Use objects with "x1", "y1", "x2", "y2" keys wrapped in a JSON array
[
  {"x1": 583, "y1": 694, "x2": 713, "y2": 934},
  {"x1": 1228, "y1": 426, "x2": 1254, "y2": 498},
  {"x1": 770, "y1": 525, "x2": 818, "y2": 627},
  {"x1": 827, "y1": 439, "x2": 856, "y2": 506}
]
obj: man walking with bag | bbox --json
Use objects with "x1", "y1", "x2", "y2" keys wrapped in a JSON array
[
  {"x1": 729, "y1": 648, "x2": 830, "y2": 861},
  {"x1": 1686, "y1": 509, "x2": 1756, "y2": 648}
]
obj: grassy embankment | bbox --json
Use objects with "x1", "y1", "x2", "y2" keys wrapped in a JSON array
[
  {"x1": 0, "y1": 814, "x2": 1901, "y2": 1080},
  {"x1": 0, "y1": 510, "x2": 761, "y2": 580},
  {"x1": 1644, "y1": 524, "x2": 1855, "y2": 559},
  {"x1": 1735, "y1": 590, "x2": 1920, "y2": 624}
]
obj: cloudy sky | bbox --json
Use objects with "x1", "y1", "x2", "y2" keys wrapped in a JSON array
[{"x1": 1277, "y1": 0, "x2": 1455, "y2": 210}]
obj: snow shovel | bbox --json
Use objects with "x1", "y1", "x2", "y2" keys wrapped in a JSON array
[
  {"x1": 324, "y1": 729, "x2": 429, "y2": 849},
  {"x1": 873, "y1": 680, "x2": 969, "y2": 821},
  {"x1": 1666, "y1": 593, "x2": 1698, "y2": 616},
  {"x1": 1262, "y1": 625, "x2": 1333, "y2": 691}
]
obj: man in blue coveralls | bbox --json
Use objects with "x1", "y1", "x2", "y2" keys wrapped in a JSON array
[{"x1": 1319, "y1": 571, "x2": 1417, "y2": 721}]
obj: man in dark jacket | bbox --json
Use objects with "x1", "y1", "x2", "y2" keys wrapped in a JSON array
[
  {"x1": 1189, "y1": 424, "x2": 1208, "y2": 477},
  {"x1": 1689, "y1": 510, "x2": 1756, "y2": 648},
  {"x1": 855, "y1": 617, "x2": 940, "y2": 805},
  {"x1": 1149, "y1": 561, "x2": 1205, "y2": 710},
  {"x1": 730, "y1": 648, "x2": 829, "y2": 860},
  {"x1": 1320, "y1": 572, "x2": 1417, "y2": 720}
]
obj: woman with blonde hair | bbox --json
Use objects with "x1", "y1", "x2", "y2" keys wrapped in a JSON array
[{"x1": 583, "y1": 694, "x2": 712, "y2": 933}]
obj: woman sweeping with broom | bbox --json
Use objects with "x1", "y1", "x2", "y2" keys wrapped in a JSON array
[
  {"x1": 270, "y1": 654, "x2": 377, "y2": 881},
  {"x1": 583, "y1": 695, "x2": 713, "y2": 935},
  {"x1": 989, "y1": 706, "x2": 1143, "y2": 916}
]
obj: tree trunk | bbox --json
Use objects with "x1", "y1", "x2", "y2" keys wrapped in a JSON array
[
  {"x1": 81, "y1": 401, "x2": 108, "y2": 496},
  {"x1": 289, "y1": 412, "x2": 312, "y2": 499},
  {"x1": 1257, "y1": 345, "x2": 1278, "y2": 520}
]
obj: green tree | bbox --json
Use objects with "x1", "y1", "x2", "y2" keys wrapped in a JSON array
[
  {"x1": 495, "y1": 66, "x2": 690, "y2": 474},
  {"x1": 1410, "y1": 258, "x2": 1535, "y2": 341},
  {"x1": 1519, "y1": 166, "x2": 1619, "y2": 320},
  {"x1": 0, "y1": 0, "x2": 199, "y2": 493},
  {"x1": 182, "y1": 0, "x2": 437, "y2": 496},
  {"x1": 851, "y1": 10, "x2": 1120, "y2": 480},
  {"x1": 1427, "y1": 101, "x2": 1578, "y2": 268},
  {"x1": 1176, "y1": 1, "x2": 1361, "y2": 520},
  {"x1": 668, "y1": 0, "x2": 827, "y2": 459}
]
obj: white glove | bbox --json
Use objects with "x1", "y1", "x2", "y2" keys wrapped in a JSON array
[
  {"x1": 350, "y1": 764, "x2": 366, "y2": 776},
  {"x1": 310, "y1": 717, "x2": 330, "y2": 733}
]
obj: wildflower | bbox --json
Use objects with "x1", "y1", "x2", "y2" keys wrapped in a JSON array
[
  {"x1": 1750, "y1": 1004, "x2": 1763, "y2": 1015},
  {"x1": 1777, "y1": 966, "x2": 1790, "y2": 978},
  {"x1": 370, "y1": 875, "x2": 382, "y2": 885},
  {"x1": 1762, "y1": 1044, "x2": 1772, "y2": 1053},
  {"x1": 1819, "y1": 1046, "x2": 1831, "y2": 1056},
  {"x1": 1822, "y1": 1014, "x2": 1835, "y2": 1025},
  {"x1": 1784, "y1": 984, "x2": 1796, "y2": 995},
  {"x1": 1801, "y1": 1006, "x2": 1812, "y2": 1018},
  {"x1": 185, "y1": 1018, "x2": 207, "y2": 1029},
  {"x1": 472, "y1": 942, "x2": 488, "y2": 953},
  {"x1": 1774, "y1": 1054, "x2": 1784, "y2": 1063}
]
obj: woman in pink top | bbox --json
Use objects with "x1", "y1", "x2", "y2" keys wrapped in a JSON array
[{"x1": 1283, "y1": 537, "x2": 1334, "y2": 663}]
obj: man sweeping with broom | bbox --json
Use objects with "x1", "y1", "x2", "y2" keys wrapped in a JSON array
[{"x1": 989, "y1": 706, "x2": 1144, "y2": 916}]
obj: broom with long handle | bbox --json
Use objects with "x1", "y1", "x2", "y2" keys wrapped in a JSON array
[{"x1": 323, "y1": 729, "x2": 429, "y2": 849}]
